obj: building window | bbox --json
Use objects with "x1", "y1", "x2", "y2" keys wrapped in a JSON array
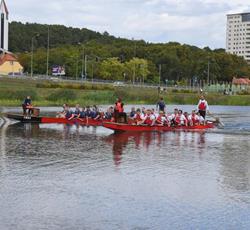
[{"x1": 242, "y1": 14, "x2": 250, "y2": 22}]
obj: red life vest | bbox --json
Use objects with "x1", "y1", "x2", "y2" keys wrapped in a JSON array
[
  {"x1": 144, "y1": 116, "x2": 152, "y2": 125},
  {"x1": 135, "y1": 114, "x2": 142, "y2": 122},
  {"x1": 192, "y1": 115, "x2": 199, "y2": 124},
  {"x1": 175, "y1": 114, "x2": 181, "y2": 124},
  {"x1": 115, "y1": 102, "x2": 123, "y2": 113},
  {"x1": 156, "y1": 115, "x2": 162, "y2": 123},
  {"x1": 199, "y1": 101, "x2": 206, "y2": 111}
]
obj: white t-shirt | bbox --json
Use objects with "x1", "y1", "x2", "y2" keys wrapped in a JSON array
[
  {"x1": 150, "y1": 114, "x2": 156, "y2": 120},
  {"x1": 199, "y1": 115, "x2": 205, "y2": 123},
  {"x1": 168, "y1": 113, "x2": 176, "y2": 121},
  {"x1": 179, "y1": 114, "x2": 187, "y2": 125},
  {"x1": 188, "y1": 114, "x2": 200, "y2": 122}
]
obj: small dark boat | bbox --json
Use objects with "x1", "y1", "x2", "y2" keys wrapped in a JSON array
[
  {"x1": 6, "y1": 114, "x2": 42, "y2": 123},
  {"x1": 103, "y1": 122, "x2": 216, "y2": 132},
  {"x1": 5, "y1": 113, "x2": 107, "y2": 126}
]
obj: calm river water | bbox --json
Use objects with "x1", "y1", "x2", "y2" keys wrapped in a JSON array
[{"x1": 0, "y1": 105, "x2": 250, "y2": 230}]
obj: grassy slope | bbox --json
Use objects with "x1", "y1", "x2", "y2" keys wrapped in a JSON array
[{"x1": 0, "y1": 77, "x2": 250, "y2": 106}]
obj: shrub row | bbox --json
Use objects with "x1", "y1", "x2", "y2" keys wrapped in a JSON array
[
  {"x1": 36, "y1": 82, "x2": 114, "y2": 91},
  {"x1": 0, "y1": 89, "x2": 38, "y2": 100},
  {"x1": 114, "y1": 87, "x2": 159, "y2": 103}
]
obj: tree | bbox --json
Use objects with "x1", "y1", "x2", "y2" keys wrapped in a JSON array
[
  {"x1": 99, "y1": 58, "x2": 125, "y2": 80},
  {"x1": 124, "y1": 58, "x2": 150, "y2": 83},
  {"x1": 11, "y1": 21, "x2": 250, "y2": 82}
]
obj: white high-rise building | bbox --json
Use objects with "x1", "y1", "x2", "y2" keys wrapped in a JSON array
[
  {"x1": 0, "y1": 0, "x2": 8, "y2": 51},
  {"x1": 226, "y1": 13, "x2": 250, "y2": 64}
]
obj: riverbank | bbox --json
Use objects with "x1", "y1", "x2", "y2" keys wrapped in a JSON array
[{"x1": 1, "y1": 77, "x2": 250, "y2": 106}]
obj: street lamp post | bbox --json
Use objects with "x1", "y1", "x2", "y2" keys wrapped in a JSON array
[
  {"x1": 85, "y1": 54, "x2": 102, "y2": 81},
  {"x1": 30, "y1": 33, "x2": 39, "y2": 78}
]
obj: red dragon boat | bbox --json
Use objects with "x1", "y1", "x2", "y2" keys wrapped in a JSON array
[
  {"x1": 5, "y1": 113, "x2": 107, "y2": 126},
  {"x1": 103, "y1": 121, "x2": 216, "y2": 132}
]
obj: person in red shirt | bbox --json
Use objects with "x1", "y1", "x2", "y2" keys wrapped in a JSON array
[{"x1": 114, "y1": 98, "x2": 127, "y2": 123}]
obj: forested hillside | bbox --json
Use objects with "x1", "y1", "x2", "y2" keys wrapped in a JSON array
[{"x1": 9, "y1": 21, "x2": 250, "y2": 83}]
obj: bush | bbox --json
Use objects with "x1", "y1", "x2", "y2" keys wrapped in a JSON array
[
  {"x1": 46, "y1": 89, "x2": 77, "y2": 102},
  {"x1": 237, "y1": 90, "x2": 250, "y2": 95},
  {"x1": 114, "y1": 87, "x2": 159, "y2": 103},
  {"x1": 36, "y1": 81, "x2": 114, "y2": 91},
  {"x1": 170, "y1": 88, "x2": 195, "y2": 94},
  {"x1": 0, "y1": 89, "x2": 38, "y2": 100}
]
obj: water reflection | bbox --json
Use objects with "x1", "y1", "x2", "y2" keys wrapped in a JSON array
[
  {"x1": 1, "y1": 114, "x2": 250, "y2": 229},
  {"x1": 219, "y1": 135, "x2": 250, "y2": 200},
  {"x1": 0, "y1": 118, "x2": 8, "y2": 171},
  {"x1": 103, "y1": 131, "x2": 207, "y2": 165},
  {"x1": 5, "y1": 122, "x2": 98, "y2": 141}
]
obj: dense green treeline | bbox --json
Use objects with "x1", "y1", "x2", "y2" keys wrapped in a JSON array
[{"x1": 9, "y1": 21, "x2": 250, "y2": 83}]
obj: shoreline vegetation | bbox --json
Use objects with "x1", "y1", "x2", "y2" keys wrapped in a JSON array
[
  {"x1": 0, "y1": 77, "x2": 250, "y2": 107},
  {"x1": 10, "y1": 22, "x2": 250, "y2": 84}
]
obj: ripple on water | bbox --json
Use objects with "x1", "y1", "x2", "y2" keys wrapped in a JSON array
[{"x1": 0, "y1": 107, "x2": 250, "y2": 230}]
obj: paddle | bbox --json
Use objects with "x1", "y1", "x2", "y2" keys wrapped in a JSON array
[
  {"x1": 76, "y1": 117, "x2": 85, "y2": 122},
  {"x1": 208, "y1": 112, "x2": 224, "y2": 127}
]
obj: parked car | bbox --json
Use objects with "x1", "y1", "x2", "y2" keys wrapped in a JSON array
[{"x1": 113, "y1": 81, "x2": 125, "y2": 86}]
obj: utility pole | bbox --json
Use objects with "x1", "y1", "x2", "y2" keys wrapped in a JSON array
[
  {"x1": 31, "y1": 37, "x2": 34, "y2": 78},
  {"x1": 159, "y1": 64, "x2": 162, "y2": 86},
  {"x1": 84, "y1": 55, "x2": 88, "y2": 80},
  {"x1": 46, "y1": 26, "x2": 50, "y2": 78},
  {"x1": 75, "y1": 57, "x2": 78, "y2": 80},
  {"x1": 207, "y1": 60, "x2": 210, "y2": 86},
  {"x1": 30, "y1": 33, "x2": 39, "y2": 78},
  {"x1": 132, "y1": 38, "x2": 137, "y2": 85},
  {"x1": 81, "y1": 46, "x2": 84, "y2": 81}
]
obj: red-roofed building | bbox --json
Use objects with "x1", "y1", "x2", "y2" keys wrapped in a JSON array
[
  {"x1": 0, "y1": 50, "x2": 23, "y2": 75},
  {"x1": 232, "y1": 77, "x2": 250, "y2": 85}
]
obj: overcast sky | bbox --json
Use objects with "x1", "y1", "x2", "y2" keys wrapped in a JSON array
[{"x1": 6, "y1": 0, "x2": 250, "y2": 48}]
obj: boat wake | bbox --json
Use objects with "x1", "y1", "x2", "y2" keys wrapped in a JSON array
[
  {"x1": 209, "y1": 121, "x2": 250, "y2": 135},
  {"x1": 0, "y1": 116, "x2": 18, "y2": 129}
]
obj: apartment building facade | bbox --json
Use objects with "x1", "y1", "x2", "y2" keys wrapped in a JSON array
[{"x1": 226, "y1": 13, "x2": 250, "y2": 64}]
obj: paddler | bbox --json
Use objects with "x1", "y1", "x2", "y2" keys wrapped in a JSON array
[
  {"x1": 22, "y1": 96, "x2": 33, "y2": 116},
  {"x1": 114, "y1": 98, "x2": 127, "y2": 123},
  {"x1": 188, "y1": 110, "x2": 200, "y2": 126},
  {"x1": 156, "y1": 97, "x2": 166, "y2": 112},
  {"x1": 174, "y1": 110, "x2": 188, "y2": 126},
  {"x1": 197, "y1": 95, "x2": 209, "y2": 119},
  {"x1": 152, "y1": 111, "x2": 167, "y2": 126}
]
